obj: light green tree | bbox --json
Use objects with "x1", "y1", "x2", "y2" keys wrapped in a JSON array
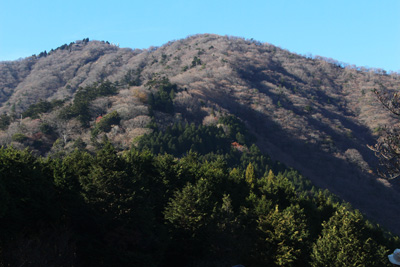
[
  {"x1": 245, "y1": 162, "x2": 256, "y2": 188},
  {"x1": 310, "y1": 207, "x2": 389, "y2": 267},
  {"x1": 256, "y1": 204, "x2": 310, "y2": 266}
]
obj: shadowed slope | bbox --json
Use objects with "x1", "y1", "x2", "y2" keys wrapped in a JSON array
[{"x1": 1, "y1": 34, "x2": 400, "y2": 234}]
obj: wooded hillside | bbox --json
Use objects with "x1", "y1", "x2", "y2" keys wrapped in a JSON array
[{"x1": 1, "y1": 34, "x2": 400, "y2": 239}]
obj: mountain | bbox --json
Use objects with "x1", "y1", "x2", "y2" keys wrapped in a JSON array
[{"x1": 1, "y1": 34, "x2": 400, "y2": 234}]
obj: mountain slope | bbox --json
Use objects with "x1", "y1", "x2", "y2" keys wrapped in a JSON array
[{"x1": 1, "y1": 34, "x2": 400, "y2": 234}]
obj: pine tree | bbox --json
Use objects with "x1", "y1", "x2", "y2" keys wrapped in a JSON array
[
  {"x1": 310, "y1": 207, "x2": 389, "y2": 267},
  {"x1": 245, "y1": 162, "x2": 256, "y2": 188},
  {"x1": 255, "y1": 204, "x2": 310, "y2": 266}
]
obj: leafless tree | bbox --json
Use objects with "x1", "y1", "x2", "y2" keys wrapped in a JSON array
[{"x1": 368, "y1": 89, "x2": 400, "y2": 179}]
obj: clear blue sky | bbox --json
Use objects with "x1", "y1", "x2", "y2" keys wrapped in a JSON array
[{"x1": 1, "y1": 0, "x2": 399, "y2": 72}]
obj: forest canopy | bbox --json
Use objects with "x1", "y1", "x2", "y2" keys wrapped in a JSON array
[{"x1": 0, "y1": 136, "x2": 398, "y2": 266}]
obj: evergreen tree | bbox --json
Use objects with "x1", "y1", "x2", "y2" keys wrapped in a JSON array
[
  {"x1": 310, "y1": 207, "x2": 389, "y2": 267},
  {"x1": 255, "y1": 204, "x2": 310, "y2": 266},
  {"x1": 245, "y1": 162, "x2": 256, "y2": 188}
]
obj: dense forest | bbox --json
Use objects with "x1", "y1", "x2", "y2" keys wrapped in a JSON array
[{"x1": 0, "y1": 119, "x2": 399, "y2": 266}]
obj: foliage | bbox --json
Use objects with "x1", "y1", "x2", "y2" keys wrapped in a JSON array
[
  {"x1": 1, "y1": 35, "x2": 399, "y2": 240},
  {"x1": 146, "y1": 76, "x2": 177, "y2": 114},
  {"x1": 39, "y1": 122, "x2": 54, "y2": 135},
  {"x1": 0, "y1": 143, "x2": 397, "y2": 266},
  {"x1": 137, "y1": 122, "x2": 231, "y2": 156},
  {"x1": 256, "y1": 205, "x2": 310, "y2": 266},
  {"x1": 22, "y1": 99, "x2": 64, "y2": 119},
  {"x1": 191, "y1": 56, "x2": 202, "y2": 67},
  {"x1": 2, "y1": 35, "x2": 400, "y2": 266},
  {"x1": 245, "y1": 162, "x2": 256, "y2": 188},
  {"x1": 164, "y1": 180, "x2": 213, "y2": 232},
  {"x1": 59, "y1": 81, "x2": 118, "y2": 126},
  {"x1": 218, "y1": 115, "x2": 255, "y2": 146},
  {"x1": 137, "y1": 118, "x2": 270, "y2": 179},
  {"x1": 123, "y1": 68, "x2": 142, "y2": 86},
  {"x1": 91, "y1": 110, "x2": 121, "y2": 137},
  {"x1": 11, "y1": 133, "x2": 28, "y2": 143},
  {"x1": 0, "y1": 114, "x2": 11, "y2": 130},
  {"x1": 310, "y1": 207, "x2": 389, "y2": 266},
  {"x1": 0, "y1": 148, "x2": 64, "y2": 265}
]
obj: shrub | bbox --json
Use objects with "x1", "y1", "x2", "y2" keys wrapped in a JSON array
[
  {"x1": 59, "y1": 81, "x2": 118, "y2": 126},
  {"x1": 12, "y1": 133, "x2": 28, "y2": 143},
  {"x1": 91, "y1": 111, "x2": 121, "y2": 137},
  {"x1": 39, "y1": 123, "x2": 54, "y2": 135},
  {"x1": 0, "y1": 114, "x2": 11, "y2": 130}
]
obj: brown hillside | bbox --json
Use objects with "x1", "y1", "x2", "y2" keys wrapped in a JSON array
[{"x1": 1, "y1": 34, "x2": 400, "y2": 234}]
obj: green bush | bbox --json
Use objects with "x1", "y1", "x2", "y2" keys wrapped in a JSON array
[
  {"x1": 11, "y1": 133, "x2": 28, "y2": 143},
  {"x1": 59, "y1": 81, "x2": 118, "y2": 126},
  {"x1": 39, "y1": 123, "x2": 54, "y2": 135},
  {"x1": 22, "y1": 99, "x2": 64, "y2": 119},
  {"x1": 146, "y1": 77, "x2": 177, "y2": 114},
  {"x1": 91, "y1": 111, "x2": 121, "y2": 138},
  {"x1": 0, "y1": 114, "x2": 11, "y2": 130}
]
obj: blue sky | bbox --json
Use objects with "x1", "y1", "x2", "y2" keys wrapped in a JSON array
[{"x1": 1, "y1": 0, "x2": 399, "y2": 72}]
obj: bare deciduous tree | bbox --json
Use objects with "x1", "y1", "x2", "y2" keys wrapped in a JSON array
[{"x1": 369, "y1": 89, "x2": 400, "y2": 179}]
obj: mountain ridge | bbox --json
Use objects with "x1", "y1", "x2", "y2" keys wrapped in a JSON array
[{"x1": 1, "y1": 34, "x2": 400, "y2": 234}]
